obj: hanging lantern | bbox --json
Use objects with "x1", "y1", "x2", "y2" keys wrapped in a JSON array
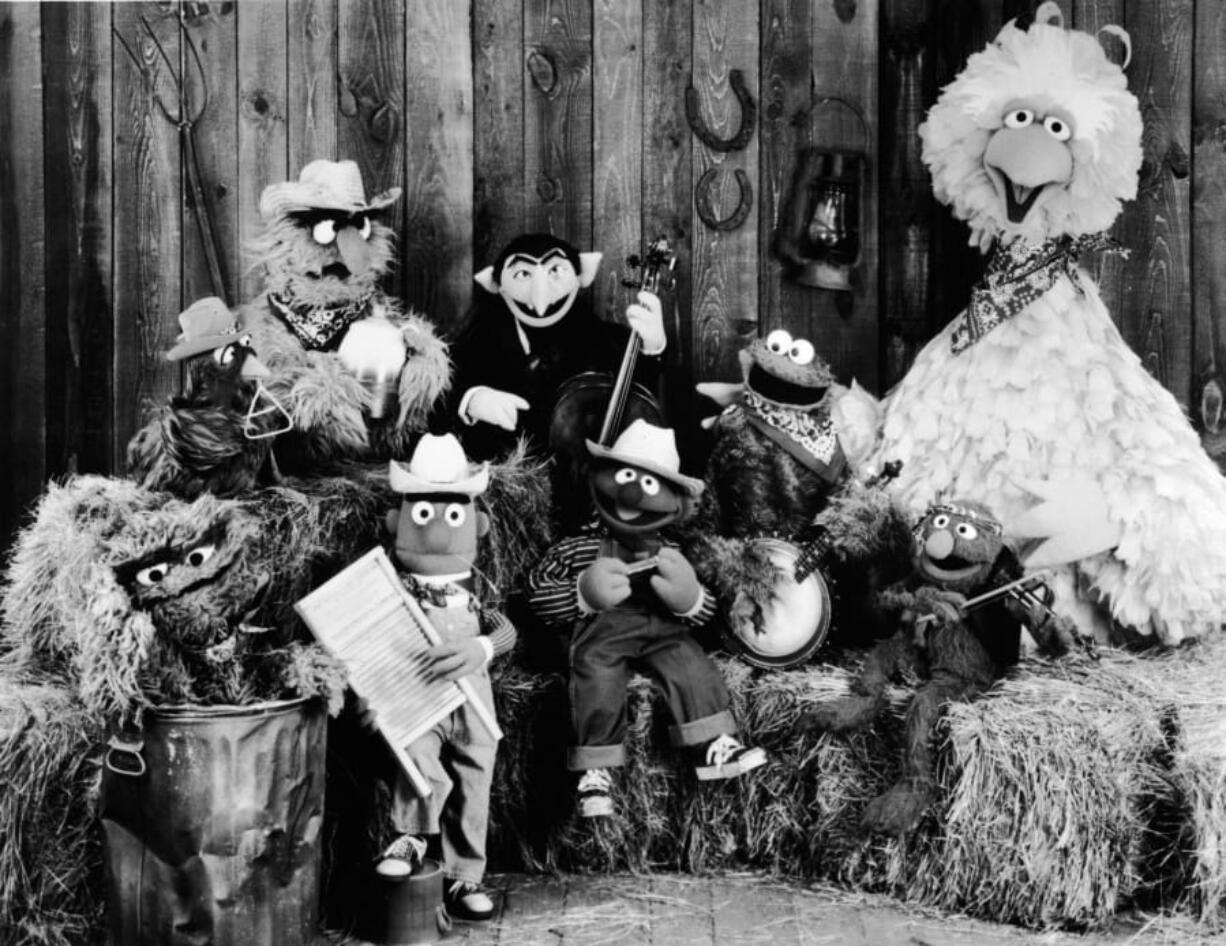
[{"x1": 775, "y1": 96, "x2": 870, "y2": 295}]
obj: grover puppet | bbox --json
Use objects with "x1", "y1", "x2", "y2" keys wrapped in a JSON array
[
  {"x1": 527, "y1": 420, "x2": 765, "y2": 819},
  {"x1": 802, "y1": 499, "x2": 1075, "y2": 836}
]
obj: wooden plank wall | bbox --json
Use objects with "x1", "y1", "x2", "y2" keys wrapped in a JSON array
[{"x1": 0, "y1": 0, "x2": 1221, "y2": 552}]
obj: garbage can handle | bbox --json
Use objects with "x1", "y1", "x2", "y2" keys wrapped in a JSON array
[{"x1": 105, "y1": 734, "x2": 147, "y2": 777}]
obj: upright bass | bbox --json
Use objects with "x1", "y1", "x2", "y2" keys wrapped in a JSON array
[{"x1": 548, "y1": 237, "x2": 677, "y2": 474}]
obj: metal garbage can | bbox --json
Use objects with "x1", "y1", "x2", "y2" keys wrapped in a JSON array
[{"x1": 100, "y1": 697, "x2": 326, "y2": 946}]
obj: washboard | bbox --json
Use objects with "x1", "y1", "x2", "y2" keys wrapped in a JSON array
[{"x1": 294, "y1": 546, "x2": 501, "y2": 798}]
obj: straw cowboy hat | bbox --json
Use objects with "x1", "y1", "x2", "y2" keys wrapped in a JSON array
[
  {"x1": 165, "y1": 297, "x2": 242, "y2": 361},
  {"x1": 389, "y1": 433, "x2": 489, "y2": 496},
  {"x1": 586, "y1": 420, "x2": 705, "y2": 498},
  {"x1": 259, "y1": 159, "x2": 402, "y2": 221}
]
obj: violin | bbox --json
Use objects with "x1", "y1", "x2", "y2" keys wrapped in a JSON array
[{"x1": 548, "y1": 237, "x2": 677, "y2": 459}]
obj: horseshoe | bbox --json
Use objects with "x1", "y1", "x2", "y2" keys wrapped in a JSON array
[
  {"x1": 695, "y1": 166, "x2": 753, "y2": 231},
  {"x1": 685, "y1": 68, "x2": 756, "y2": 153}
]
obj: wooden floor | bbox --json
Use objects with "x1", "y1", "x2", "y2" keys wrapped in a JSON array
[{"x1": 331, "y1": 872, "x2": 1208, "y2": 946}]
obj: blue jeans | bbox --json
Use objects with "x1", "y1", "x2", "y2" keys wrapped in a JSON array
[
  {"x1": 390, "y1": 667, "x2": 499, "y2": 886},
  {"x1": 567, "y1": 607, "x2": 735, "y2": 771}
]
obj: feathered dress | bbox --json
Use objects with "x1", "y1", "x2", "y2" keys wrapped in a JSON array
[{"x1": 875, "y1": 248, "x2": 1226, "y2": 644}]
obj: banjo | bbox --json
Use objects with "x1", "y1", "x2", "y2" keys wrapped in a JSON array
[{"x1": 724, "y1": 538, "x2": 831, "y2": 670}]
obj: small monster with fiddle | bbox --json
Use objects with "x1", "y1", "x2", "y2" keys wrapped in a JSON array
[
  {"x1": 527, "y1": 420, "x2": 766, "y2": 819},
  {"x1": 802, "y1": 499, "x2": 1076, "y2": 836}
]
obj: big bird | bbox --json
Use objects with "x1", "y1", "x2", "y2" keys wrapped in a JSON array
[{"x1": 874, "y1": 3, "x2": 1226, "y2": 645}]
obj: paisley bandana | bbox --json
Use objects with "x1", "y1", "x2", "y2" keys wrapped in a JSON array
[
  {"x1": 267, "y1": 289, "x2": 375, "y2": 351},
  {"x1": 399, "y1": 572, "x2": 477, "y2": 611},
  {"x1": 952, "y1": 233, "x2": 1123, "y2": 354},
  {"x1": 738, "y1": 389, "x2": 845, "y2": 483}
]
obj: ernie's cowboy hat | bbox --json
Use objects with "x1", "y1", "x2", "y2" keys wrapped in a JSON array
[
  {"x1": 165, "y1": 297, "x2": 243, "y2": 362},
  {"x1": 259, "y1": 159, "x2": 402, "y2": 221},
  {"x1": 390, "y1": 433, "x2": 489, "y2": 497},
  {"x1": 586, "y1": 420, "x2": 705, "y2": 498}
]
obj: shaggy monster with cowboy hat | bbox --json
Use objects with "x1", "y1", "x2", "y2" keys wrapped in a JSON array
[
  {"x1": 527, "y1": 420, "x2": 766, "y2": 819},
  {"x1": 239, "y1": 159, "x2": 451, "y2": 470}
]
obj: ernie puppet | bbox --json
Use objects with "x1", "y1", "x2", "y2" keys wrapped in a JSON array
[{"x1": 527, "y1": 420, "x2": 766, "y2": 819}]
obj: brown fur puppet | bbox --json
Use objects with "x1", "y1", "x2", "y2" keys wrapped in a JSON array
[
  {"x1": 684, "y1": 331, "x2": 910, "y2": 653},
  {"x1": 126, "y1": 296, "x2": 291, "y2": 498},
  {"x1": 240, "y1": 159, "x2": 450, "y2": 469},
  {"x1": 800, "y1": 499, "x2": 1075, "y2": 836}
]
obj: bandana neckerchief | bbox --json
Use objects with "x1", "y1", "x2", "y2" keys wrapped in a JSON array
[
  {"x1": 737, "y1": 389, "x2": 845, "y2": 483},
  {"x1": 399, "y1": 572, "x2": 478, "y2": 611},
  {"x1": 268, "y1": 289, "x2": 375, "y2": 351},
  {"x1": 951, "y1": 233, "x2": 1123, "y2": 354}
]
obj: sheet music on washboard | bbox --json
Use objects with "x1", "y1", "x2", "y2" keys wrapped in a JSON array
[{"x1": 294, "y1": 546, "x2": 477, "y2": 797}]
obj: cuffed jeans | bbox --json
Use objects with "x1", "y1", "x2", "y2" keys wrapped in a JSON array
[
  {"x1": 390, "y1": 668, "x2": 499, "y2": 886},
  {"x1": 567, "y1": 608, "x2": 735, "y2": 771}
]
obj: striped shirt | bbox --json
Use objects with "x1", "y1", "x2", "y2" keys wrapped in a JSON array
[{"x1": 527, "y1": 534, "x2": 717, "y2": 628}]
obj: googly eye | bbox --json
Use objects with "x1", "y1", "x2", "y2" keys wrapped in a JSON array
[
  {"x1": 1043, "y1": 114, "x2": 1072, "y2": 141},
  {"x1": 358, "y1": 216, "x2": 372, "y2": 240},
  {"x1": 931, "y1": 514, "x2": 951, "y2": 530},
  {"x1": 1003, "y1": 108, "x2": 1034, "y2": 129},
  {"x1": 788, "y1": 339, "x2": 816, "y2": 366},
  {"x1": 184, "y1": 544, "x2": 216, "y2": 568},
  {"x1": 136, "y1": 562, "x2": 170, "y2": 586},
  {"x1": 410, "y1": 501, "x2": 435, "y2": 525},
  {"x1": 312, "y1": 219, "x2": 337, "y2": 245},
  {"x1": 238, "y1": 333, "x2": 252, "y2": 348},
  {"x1": 444, "y1": 503, "x2": 467, "y2": 527},
  {"x1": 214, "y1": 343, "x2": 237, "y2": 366},
  {"x1": 955, "y1": 522, "x2": 979, "y2": 540},
  {"x1": 614, "y1": 467, "x2": 637, "y2": 485},
  {"x1": 765, "y1": 329, "x2": 793, "y2": 354},
  {"x1": 639, "y1": 474, "x2": 660, "y2": 496}
]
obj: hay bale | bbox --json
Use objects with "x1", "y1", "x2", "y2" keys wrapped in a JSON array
[
  {"x1": 836, "y1": 653, "x2": 1170, "y2": 928},
  {"x1": 0, "y1": 680, "x2": 104, "y2": 946},
  {"x1": 1143, "y1": 636, "x2": 1226, "y2": 928},
  {"x1": 486, "y1": 656, "x2": 905, "y2": 878},
  {"x1": 485, "y1": 646, "x2": 1225, "y2": 931}
]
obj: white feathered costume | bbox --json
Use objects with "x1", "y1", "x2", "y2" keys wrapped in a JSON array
[{"x1": 874, "y1": 5, "x2": 1226, "y2": 645}]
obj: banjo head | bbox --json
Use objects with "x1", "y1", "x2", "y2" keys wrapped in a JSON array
[{"x1": 726, "y1": 538, "x2": 831, "y2": 670}]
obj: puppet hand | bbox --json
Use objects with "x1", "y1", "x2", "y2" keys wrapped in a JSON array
[
  {"x1": 912, "y1": 587, "x2": 965, "y2": 626},
  {"x1": 626, "y1": 291, "x2": 666, "y2": 355},
  {"x1": 578, "y1": 557, "x2": 632, "y2": 611},
  {"x1": 650, "y1": 547, "x2": 702, "y2": 614},
  {"x1": 356, "y1": 696, "x2": 378, "y2": 731},
  {"x1": 424, "y1": 638, "x2": 489, "y2": 682},
  {"x1": 465, "y1": 386, "x2": 530, "y2": 431}
]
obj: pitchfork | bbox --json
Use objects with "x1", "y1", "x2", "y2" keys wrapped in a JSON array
[{"x1": 113, "y1": 11, "x2": 229, "y2": 304}]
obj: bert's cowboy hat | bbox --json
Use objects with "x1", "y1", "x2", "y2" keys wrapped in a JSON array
[
  {"x1": 165, "y1": 297, "x2": 241, "y2": 361},
  {"x1": 586, "y1": 420, "x2": 705, "y2": 498},
  {"x1": 390, "y1": 434, "x2": 489, "y2": 497},
  {"x1": 259, "y1": 159, "x2": 402, "y2": 221}
]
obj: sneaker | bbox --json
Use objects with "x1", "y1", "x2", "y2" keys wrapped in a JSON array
[
  {"x1": 375, "y1": 834, "x2": 427, "y2": 876},
  {"x1": 695, "y1": 733, "x2": 767, "y2": 781},
  {"x1": 576, "y1": 767, "x2": 614, "y2": 818},
  {"x1": 444, "y1": 879, "x2": 496, "y2": 923}
]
